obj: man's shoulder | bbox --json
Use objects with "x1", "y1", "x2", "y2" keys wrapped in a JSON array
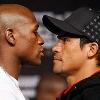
[
  {"x1": 59, "y1": 73, "x2": 100, "y2": 100},
  {"x1": 0, "y1": 84, "x2": 17, "y2": 100},
  {"x1": 83, "y1": 85, "x2": 100, "y2": 95},
  {"x1": 0, "y1": 79, "x2": 25, "y2": 100}
]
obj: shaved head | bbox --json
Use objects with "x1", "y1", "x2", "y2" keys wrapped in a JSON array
[
  {"x1": 0, "y1": 4, "x2": 44, "y2": 80},
  {"x1": 0, "y1": 4, "x2": 44, "y2": 99},
  {"x1": 0, "y1": 4, "x2": 36, "y2": 36},
  {"x1": 0, "y1": 4, "x2": 35, "y2": 19}
]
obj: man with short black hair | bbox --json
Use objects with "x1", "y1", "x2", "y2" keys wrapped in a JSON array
[{"x1": 42, "y1": 7, "x2": 100, "y2": 100}]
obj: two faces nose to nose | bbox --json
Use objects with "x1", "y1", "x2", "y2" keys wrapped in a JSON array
[{"x1": 38, "y1": 35, "x2": 60, "y2": 53}]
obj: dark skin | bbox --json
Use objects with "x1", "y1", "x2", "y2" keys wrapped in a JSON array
[{"x1": 0, "y1": 4, "x2": 44, "y2": 80}]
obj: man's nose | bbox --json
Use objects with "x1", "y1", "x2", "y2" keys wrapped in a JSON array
[
  {"x1": 38, "y1": 35, "x2": 44, "y2": 45},
  {"x1": 52, "y1": 42, "x2": 62, "y2": 53},
  {"x1": 52, "y1": 43, "x2": 58, "y2": 53}
]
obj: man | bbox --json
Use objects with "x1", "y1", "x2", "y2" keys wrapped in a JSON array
[
  {"x1": 0, "y1": 4, "x2": 44, "y2": 100},
  {"x1": 35, "y1": 73, "x2": 67, "y2": 100},
  {"x1": 42, "y1": 7, "x2": 100, "y2": 100}
]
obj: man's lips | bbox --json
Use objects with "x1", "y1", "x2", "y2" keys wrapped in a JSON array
[
  {"x1": 53, "y1": 59, "x2": 62, "y2": 61},
  {"x1": 40, "y1": 49, "x2": 44, "y2": 56},
  {"x1": 53, "y1": 56, "x2": 62, "y2": 61}
]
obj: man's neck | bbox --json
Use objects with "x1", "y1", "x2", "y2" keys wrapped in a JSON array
[
  {"x1": 0, "y1": 54, "x2": 21, "y2": 80},
  {"x1": 66, "y1": 65, "x2": 100, "y2": 86}
]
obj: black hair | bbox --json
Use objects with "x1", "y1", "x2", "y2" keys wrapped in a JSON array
[{"x1": 80, "y1": 37, "x2": 100, "y2": 66}]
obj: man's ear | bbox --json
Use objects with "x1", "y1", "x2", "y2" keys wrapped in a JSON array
[
  {"x1": 5, "y1": 28, "x2": 16, "y2": 46},
  {"x1": 88, "y1": 42, "x2": 98, "y2": 58}
]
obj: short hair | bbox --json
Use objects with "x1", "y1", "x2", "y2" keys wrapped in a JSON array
[{"x1": 80, "y1": 37, "x2": 100, "y2": 66}]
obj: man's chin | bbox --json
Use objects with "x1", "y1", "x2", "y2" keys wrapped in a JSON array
[
  {"x1": 53, "y1": 66, "x2": 62, "y2": 74},
  {"x1": 31, "y1": 60, "x2": 42, "y2": 66},
  {"x1": 34, "y1": 61, "x2": 41, "y2": 65},
  {"x1": 21, "y1": 59, "x2": 42, "y2": 66}
]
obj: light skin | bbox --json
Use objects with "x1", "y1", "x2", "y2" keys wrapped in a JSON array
[
  {"x1": 52, "y1": 35, "x2": 100, "y2": 86},
  {"x1": 0, "y1": 4, "x2": 44, "y2": 80}
]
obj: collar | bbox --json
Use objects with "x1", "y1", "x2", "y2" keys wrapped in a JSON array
[
  {"x1": 58, "y1": 70, "x2": 100, "y2": 97},
  {"x1": 0, "y1": 66, "x2": 19, "y2": 88}
]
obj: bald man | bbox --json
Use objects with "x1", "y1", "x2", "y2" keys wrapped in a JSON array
[{"x1": 0, "y1": 4, "x2": 44, "y2": 100}]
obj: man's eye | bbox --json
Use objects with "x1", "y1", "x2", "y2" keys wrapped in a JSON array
[
  {"x1": 33, "y1": 31, "x2": 38, "y2": 36},
  {"x1": 34, "y1": 30, "x2": 37, "y2": 33}
]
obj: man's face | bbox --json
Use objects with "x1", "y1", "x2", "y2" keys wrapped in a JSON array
[
  {"x1": 52, "y1": 36, "x2": 87, "y2": 75},
  {"x1": 15, "y1": 16, "x2": 44, "y2": 65}
]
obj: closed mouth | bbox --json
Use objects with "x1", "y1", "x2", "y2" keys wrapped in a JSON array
[
  {"x1": 40, "y1": 48, "x2": 44, "y2": 56},
  {"x1": 53, "y1": 57, "x2": 62, "y2": 61},
  {"x1": 40, "y1": 51, "x2": 44, "y2": 56}
]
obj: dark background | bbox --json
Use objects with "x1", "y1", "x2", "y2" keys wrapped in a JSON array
[
  {"x1": 0, "y1": 1, "x2": 99, "y2": 99},
  {"x1": 0, "y1": 0, "x2": 99, "y2": 75},
  {"x1": 0, "y1": 0, "x2": 100, "y2": 13}
]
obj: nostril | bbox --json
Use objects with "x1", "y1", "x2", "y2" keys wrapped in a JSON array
[
  {"x1": 38, "y1": 36, "x2": 44, "y2": 45},
  {"x1": 41, "y1": 43, "x2": 44, "y2": 45},
  {"x1": 40, "y1": 42, "x2": 44, "y2": 45}
]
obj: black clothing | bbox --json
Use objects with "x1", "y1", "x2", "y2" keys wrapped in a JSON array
[{"x1": 57, "y1": 72, "x2": 100, "y2": 100}]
